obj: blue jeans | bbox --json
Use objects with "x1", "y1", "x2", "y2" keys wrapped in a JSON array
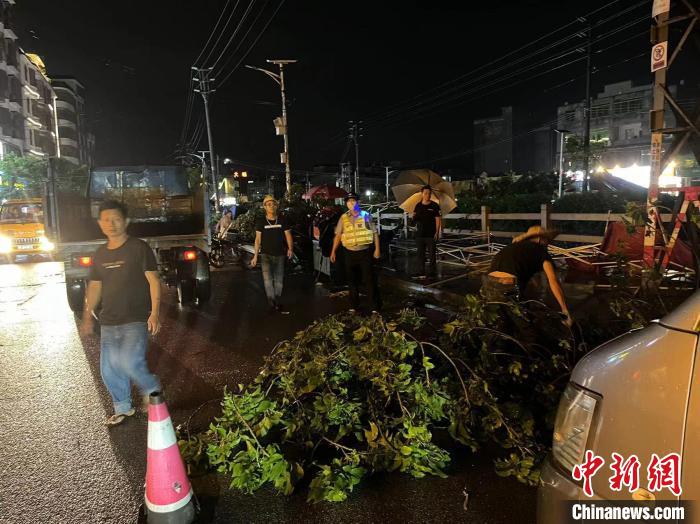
[
  {"x1": 100, "y1": 322, "x2": 160, "y2": 415},
  {"x1": 260, "y1": 254, "x2": 285, "y2": 304}
]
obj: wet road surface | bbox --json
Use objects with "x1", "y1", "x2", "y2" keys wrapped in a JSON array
[{"x1": 0, "y1": 260, "x2": 536, "y2": 523}]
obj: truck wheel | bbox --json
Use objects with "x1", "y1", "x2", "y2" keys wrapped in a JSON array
[
  {"x1": 66, "y1": 279, "x2": 85, "y2": 313},
  {"x1": 177, "y1": 278, "x2": 195, "y2": 304}
]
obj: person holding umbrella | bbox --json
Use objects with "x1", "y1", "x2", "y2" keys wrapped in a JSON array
[
  {"x1": 391, "y1": 170, "x2": 456, "y2": 278},
  {"x1": 330, "y1": 192, "x2": 381, "y2": 313},
  {"x1": 412, "y1": 185, "x2": 442, "y2": 278}
]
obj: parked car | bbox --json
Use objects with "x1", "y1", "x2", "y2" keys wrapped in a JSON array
[{"x1": 537, "y1": 290, "x2": 700, "y2": 522}]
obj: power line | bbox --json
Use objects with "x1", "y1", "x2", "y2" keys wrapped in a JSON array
[
  {"x1": 199, "y1": 0, "x2": 245, "y2": 67},
  {"x1": 216, "y1": 0, "x2": 286, "y2": 87},
  {"x1": 542, "y1": 51, "x2": 647, "y2": 93},
  {"x1": 362, "y1": 13, "x2": 649, "y2": 130},
  {"x1": 409, "y1": 117, "x2": 562, "y2": 168},
  {"x1": 180, "y1": 0, "x2": 235, "y2": 146},
  {"x1": 209, "y1": 0, "x2": 259, "y2": 70},
  {"x1": 192, "y1": 0, "x2": 234, "y2": 67},
  {"x1": 358, "y1": 0, "x2": 647, "y2": 125}
]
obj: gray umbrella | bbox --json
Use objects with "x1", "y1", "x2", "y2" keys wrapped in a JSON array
[{"x1": 391, "y1": 169, "x2": 456, "y2": 216}]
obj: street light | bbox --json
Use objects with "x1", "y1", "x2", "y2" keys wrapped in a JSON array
[
  {"x1": 245, "y1": 60, "x2": 297, "y2": 196},
  {"x1": 553, "y1": 128, "x2": 570, "y2": 198}
]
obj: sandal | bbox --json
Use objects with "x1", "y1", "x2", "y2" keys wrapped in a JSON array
[{"x1": 105, "y1": 408, "x2": 136, "y2": 426}]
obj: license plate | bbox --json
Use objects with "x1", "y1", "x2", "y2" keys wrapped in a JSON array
[{"x1": 16, "y1": 245, "x2": 34, "y2": 250}]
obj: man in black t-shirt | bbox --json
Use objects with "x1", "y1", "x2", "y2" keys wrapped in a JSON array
[
  {"x1": 79, "y1": 200, "x2": 162, "y2": 426},
  {"x1": 484, "y1": 225, "x2": 572, "y2": 326},
  {"x1": 251, "y1": 195, "x2": 293, "y2": 313},
  {"x1": 412, "y1": 185, "x2": 442, "y2": 277}
]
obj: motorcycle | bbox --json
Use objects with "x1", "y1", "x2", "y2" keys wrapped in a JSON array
[{"x1": 209, "y1": 234, "x2": 238, "y2": 268}]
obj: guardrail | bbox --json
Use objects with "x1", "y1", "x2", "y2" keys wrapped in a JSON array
[{"x1": 374, "y1": 204, "x2": 673, "y2": 244}]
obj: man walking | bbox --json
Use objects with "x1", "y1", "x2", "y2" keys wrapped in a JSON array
[
  {"x1": 483, "y1": 225, "x2": 572, "y2": 326},
  {"x1": 330, "y1": 192, "x2": 381, "y2": 313},
  {"x1": 251, "y1": 195, "x2": 293, "y2": 313},
  {"x1": 412, "y1": 185, "x2": 442, "y2": 278},
  {"x1": 79, "y1": 200, "x2": 162, "y2": 426}
]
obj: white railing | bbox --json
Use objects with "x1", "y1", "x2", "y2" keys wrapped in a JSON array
[{"x1": 373, "y1": 204, "x2": 673, "y2": 244}]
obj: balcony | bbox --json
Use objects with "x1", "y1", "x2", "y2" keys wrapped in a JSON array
[
  {"x1": 22, "y1": 83, "x2": 40, "y2": 99},
  {"x1": 1, "y1": 63, "x2": 18, "y2": 76},
  {"x1": 57, "y1": 118, "x2": 76, "y2": 129},
  {"x1": 26, "y1": 145, "x2": 46, "y2": 157},
  {"x1": 55, "y1": 99, "x2": 76, "y2": 112},
  {"x1": 25, "y1": 115, "x2": 42, "y2": 129},
  {"x1": 59, "y1": 136, "x2": 78, "y2": 148}
]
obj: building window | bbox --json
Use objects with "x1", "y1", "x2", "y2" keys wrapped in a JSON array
[
  {"x1": 620, "y1": 123, "x2": 642, "y2": 140},
  {"x1": 613, "y1": 98, "x2": 643, "y2": 115},
  {"x1": 564, "y1": 110, "x2": 576, "y2": 122},
  {"x1": 591, "y1": 105, "x2": 610, "y2": 118}
]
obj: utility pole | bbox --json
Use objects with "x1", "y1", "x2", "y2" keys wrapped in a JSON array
[
  {"x1": 645, "y1": 3, "x2": 670, "y2": 267},
  {"x1": 582, "y1": 24, "x2": 593, "y2": 192},
  {"x1": 643, "y1": 1, "x2": 700, "y2": 270},
  {"x1": 349, "y1": 121, "x2": 362, "y2": 193},
  {"x1": 245, "y1": 60, "x2": 296, "y2": 196},
  {"x1": 192, "y1": 66, "x2": 219, "y2": 212}
]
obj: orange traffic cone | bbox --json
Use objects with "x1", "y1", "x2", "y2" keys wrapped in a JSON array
[{"x1": 144, "y1": 391, "x2": 196, "y2": 523}]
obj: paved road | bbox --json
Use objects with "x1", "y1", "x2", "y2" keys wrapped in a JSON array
[{"x1": 0, "y1": 260, "x2": 536, "y2": 523}]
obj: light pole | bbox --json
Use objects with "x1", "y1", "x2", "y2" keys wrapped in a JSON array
[
  {"x1": 245, "y1": 60, "x2": 296, "y2": 196},
  {"x1": 554, "y1": 128, "x2": 569, "y2": 198}
]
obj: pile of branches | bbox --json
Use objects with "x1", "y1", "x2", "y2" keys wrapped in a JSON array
[{"x1": 179, "y1": 295, "x2": 641, "y2": 503}]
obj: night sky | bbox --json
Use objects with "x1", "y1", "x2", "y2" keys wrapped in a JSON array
[{"x1": 13, "y1": 0, "x2": 681, "y2": 179}]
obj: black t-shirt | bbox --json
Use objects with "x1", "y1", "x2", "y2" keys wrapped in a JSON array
[
  {"x1": 255, "y1": 214, "x2": 291, "y2": 256},
  {"x1": 88, "y1": 237, "x2": 158, "y2": 325},
  {"x1": 414, "y1": 201, "x2": 441, "y2": 238},
  {"x1": 490, "y1": 240, "x2": 553, "y2": 288}
]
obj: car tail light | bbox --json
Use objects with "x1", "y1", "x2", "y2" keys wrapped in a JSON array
[
  {"x1": 551, "y1": 383, "x2": 598, "y2": 473},
  {"x1": 183, "y1": 250, "x2": 197, "y2": 261},
  {"x1": 78, "y1": 256, "x2": 93, "y2": 267}
]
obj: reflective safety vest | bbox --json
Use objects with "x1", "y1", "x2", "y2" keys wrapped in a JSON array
[{"x1": 340, "y1": 211, "x2": 374, "y2": 248}]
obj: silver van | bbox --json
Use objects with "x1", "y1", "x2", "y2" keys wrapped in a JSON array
[{"x1": 537, "y1": 291, "x2": 700, "y2": 522}]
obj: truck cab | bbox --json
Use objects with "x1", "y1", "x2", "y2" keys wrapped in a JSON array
[{"x1": 0, "y1": 198, "x2": 55, "y2": 263}]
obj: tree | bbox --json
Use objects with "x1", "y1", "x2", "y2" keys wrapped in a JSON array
[
  {"x1": 0, "y1": 154, "x2": 46, "y2": 199},
  {"x1": 564, "y1": 135, "x2": 606, "y2": 172},
  {"x1": 0, "y1": 154, "x2": 89, "y2": 200}
]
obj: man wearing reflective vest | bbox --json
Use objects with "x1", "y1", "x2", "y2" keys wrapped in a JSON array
[{"x1": 330, "y1": 192, "x2": 381, "y2": 313}]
